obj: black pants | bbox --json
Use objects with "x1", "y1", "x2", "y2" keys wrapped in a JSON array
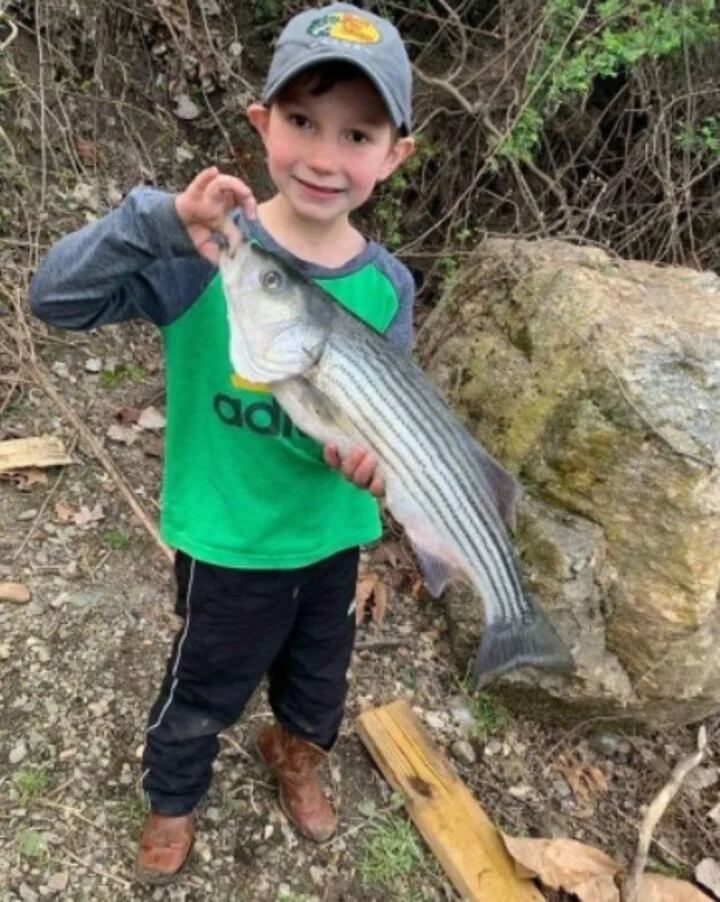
[{"x1": 141, "y1": 547, "x2": 359, "y2": 816}]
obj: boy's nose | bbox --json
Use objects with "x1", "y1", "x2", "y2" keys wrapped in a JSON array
[{"x1": 306, "y1": 143, "x2": 336, "y2": 175}]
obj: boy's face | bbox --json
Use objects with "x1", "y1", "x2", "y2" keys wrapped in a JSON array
[{"x1": 247, "y1": 77, "x2": 414, "y2": 225}]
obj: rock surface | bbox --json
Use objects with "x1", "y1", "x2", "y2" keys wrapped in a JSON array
[{"x1": 428, "y1": 238, "x2": 720, "y2": 726}]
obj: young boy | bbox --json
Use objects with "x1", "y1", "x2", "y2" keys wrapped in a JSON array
[{"x1": 29, "y1": 2, "x2": 415, "y2": 885}]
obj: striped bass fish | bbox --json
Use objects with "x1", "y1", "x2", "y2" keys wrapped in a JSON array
[{"x1": 219, "y1": 237, "x2": 575, "y2": 687}]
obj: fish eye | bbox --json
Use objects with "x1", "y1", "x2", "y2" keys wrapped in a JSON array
[{"x1": 261, "y1": 269, "x2": 284, "y2": 292}]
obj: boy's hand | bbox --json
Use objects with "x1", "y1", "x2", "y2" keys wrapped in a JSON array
[
  {"x1": 175, "y1": 166, "x2": 257, "y2": 263},
  {"x1": 324, "y1": 443, "x2": 385, "y2": 497}
]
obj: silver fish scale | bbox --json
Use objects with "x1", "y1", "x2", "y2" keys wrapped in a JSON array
[{"x1": 310, "y1": 316, "x2": 528, "y2": 626}]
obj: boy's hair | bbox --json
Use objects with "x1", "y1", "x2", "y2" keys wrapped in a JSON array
[
  {"x1": 261, "y1": 3, "x2": 412, "y2": 134},
  {"x1": 275, "y1": 60, "x2": 373, "y2": 102}
]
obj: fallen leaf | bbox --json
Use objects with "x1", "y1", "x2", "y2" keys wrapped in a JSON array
[
  {"x1": 695, "y1": 859, "x2": 720, "y2": 897},
  {"x1": 354, "y1": 573, "x2": 389, "y2": 625},
  {"x1": 142, "y1": 434, "x2": 164, "y2": 459},
  {"x1": 73, "y1": 503, "x2": 104, "y2": 528},
  {"x1": 0, "y1": 582, "x2": 31, "y2": 604},
  {"x1": 640, "y1": 873, "x2": 712, "y2": 901},
  {"x1": 115, "y1": 406, "x2": 140, "y2": 425},
  {"x1": 107, "y1": 423, "x2": 138, "y2": 446},
  {"x1": 74, "y1": 136, "x2": 104, "y2": 166},
  {"x1": 4, "y1": 468, "x2": 49, "y2": 489},
  {"x1": 502, "y1": 834, "x2": 621, "y2": 902},
  {"x1": 54, "y1": 500, "x2": 74, "y2": 522},
  {"x1": 137, "y1": 406, "x2": 166, "y2": 430}
]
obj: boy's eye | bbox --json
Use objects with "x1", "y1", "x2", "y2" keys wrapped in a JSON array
[
  {"x1": 347, "y1": 130, "x2": 369, "y2": 144},
  {"x1": 288, "y1": 113, "x2": 311, "y2": 129}
]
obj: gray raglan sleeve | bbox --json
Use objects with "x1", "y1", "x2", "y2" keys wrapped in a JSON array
[
  {"x1": 383, "y1": 258, "x2": 415, "y2": 353},
  {"x1": 29, "y1": 188, "x2": 215, "y2": 330}
]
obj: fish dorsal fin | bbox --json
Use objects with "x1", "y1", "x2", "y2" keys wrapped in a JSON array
[{"x1": 467, "y1": 439, "x2": 522, "y2": 531}]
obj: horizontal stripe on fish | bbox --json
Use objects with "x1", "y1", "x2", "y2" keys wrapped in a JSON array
[
  {"x1": 324, "y1": 350, "x2": 521, "y2": 619},
  {"x1": 326, "y1": 334, "x2": 525, "y2": 613}
]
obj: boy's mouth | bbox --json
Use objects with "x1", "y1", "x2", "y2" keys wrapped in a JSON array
[{"x1": 293, "y1": 176, "x2": 345, "y2": 197}]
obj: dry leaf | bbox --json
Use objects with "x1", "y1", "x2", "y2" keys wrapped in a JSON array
[
  {"x1": 640, "y1": 873, "x2": 712, "y2": 901},
  {"x1": 115, "y1": 406, "x2": 140, "y2": 425},
  {"x1": 354, "y1": 573, "x2": 389, "y2": 624},
  {"x1": 502, "y1": 834, "x2": 621, "y2": 902},
  {"x1": 54, "y1": 500, "x2": 74, "y2": 522},
  {"x1": 695, "y1": 859, "x2": 720, "y2": 898},
  {"x1": 74, "y1": 136, "x2": 104, "y2": 166},
  {"x1": 6, "y1": 468, "x2": 49, "y2": 489},
  {"x1": 73, "y1": 503, "x2": 104, "y2": 528},
  {"x1": 137, "y1": 406, "x2": 166, "y2": 430},
  {"x1": 107, "y1": 423, "x2": 138, "y2": 446},
  {"x1": 0, "y1": 582, "x2": 31, "y2": 604}
]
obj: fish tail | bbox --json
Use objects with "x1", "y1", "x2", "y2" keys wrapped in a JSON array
[{"x1": 472, "y1": 602, "x2": 575, "y2": 689}]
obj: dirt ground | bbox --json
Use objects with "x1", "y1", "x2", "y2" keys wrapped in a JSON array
[{"x1": 2, "y1": 314, "x2": 720, "y2": 901}]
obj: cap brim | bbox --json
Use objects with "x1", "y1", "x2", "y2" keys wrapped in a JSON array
[{"x1": 262, "y1": 50, "x2": 406, "y2": 131}]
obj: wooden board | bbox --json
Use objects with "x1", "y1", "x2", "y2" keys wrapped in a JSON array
[
  {"x1": 356, "y1": 699, "x2": 544, "y2": 902},
  {"x1": 0, "y1": 435, "x2": 73, "y2": 472}
]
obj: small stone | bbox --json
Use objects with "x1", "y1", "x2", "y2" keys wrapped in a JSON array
[
  {"x1": 484, "y1": 738, "x2": 502, "y2": 757},
  {"x1": 589, "y1": 731, "x2": 622, "y2": 757},
  {"x1": 450, "y1": 739, "x2": 476, "y2": 765},
  {"x1": 0, "y1": 641, "x2": 10, "y2": 660},
  {"x1": 46, "y1": 871, "x2": 69, "y2": 892},
  {"x1": 205, "y1": 806, "x2": 220, "y2": 822},
  {"x1": 309, "y1": 866, "x2": 325, "y2": 886},
  {"x1": 17, "y1": 509, "x2": 39, "y2": 522},
  {"x1": 19, "y1": 884, "x2": 38, "y2": 902},
  {"x1": 552, "y1": 777, "x2": 573, "y2": 799},
  {"x1": 9, "y1": 739, "x2": 27, "y2": 763},
  {"x1": 84, "y1": 357, "x2": 103, "y2": 373},
  {"x1": 508, "y1": 783, "x2": 534, "y2": 800},
  {"x1": 263, "y1": 824, "x2": 274, "y2": 840},
  {"x1": 707, "y1": 801, "x2": 720, "y2": 824}
]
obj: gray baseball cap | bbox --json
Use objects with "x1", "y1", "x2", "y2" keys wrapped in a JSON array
[{"x1": 261, "y1": 3, "x2": 412, "y2": 133}]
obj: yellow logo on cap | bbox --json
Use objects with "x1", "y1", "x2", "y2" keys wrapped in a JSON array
[{"x1": 308, "y1": 12, "x2": 380, "y2": 44}]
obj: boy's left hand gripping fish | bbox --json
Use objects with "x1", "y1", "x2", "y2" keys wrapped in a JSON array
[{"x1": 217, "y1": 230, "x2": 576, "y2": 688}]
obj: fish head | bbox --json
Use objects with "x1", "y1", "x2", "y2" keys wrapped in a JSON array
[{"x1": 219, "y1": 237, "x2": 332, "y2": 384}]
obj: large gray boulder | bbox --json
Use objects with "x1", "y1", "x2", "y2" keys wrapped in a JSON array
[{"x1": 427, "y1": 238, "x2": 720, "y2": 727}]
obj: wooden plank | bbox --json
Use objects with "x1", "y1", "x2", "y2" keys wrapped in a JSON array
[
  {"x1": 356, "y1": 699, "x2": 544, "y2": 902},
  {"x1": 0, "y1": 436, "x2": 73, "y2": 472}
]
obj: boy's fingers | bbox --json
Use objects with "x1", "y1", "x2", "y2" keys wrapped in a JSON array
[
  {"x1": 340, "y1": 447, "x2": 364, "y2": 480},
  {"x1": 188, "y1": 166, "x2": 219, "y2": 195},
  {"x1": 323, "y1": 443, "x2": 341, "y2": 468},
  {"x1": 210, "y1": 174, "x2": 257, "y2": 214},
  {"x1": 368, "y1": 473, "x2": 385, "y2": 497}
]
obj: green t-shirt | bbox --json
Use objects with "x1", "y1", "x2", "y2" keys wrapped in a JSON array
[{"x1": 159, "y1": 260, "x2": 403, "y2": 568}]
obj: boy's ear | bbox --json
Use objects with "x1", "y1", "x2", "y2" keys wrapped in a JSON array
[
  {"x1": 247, "y1": 103, "x2": 271, "y2": 142},
  {"x1": 377, "y1": 136, "x2": 415, "y2": 182}
]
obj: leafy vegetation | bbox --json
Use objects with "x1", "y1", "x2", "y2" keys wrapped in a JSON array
[{"x1": 495, "y1": 0, "x2": 719, "y2": 163}]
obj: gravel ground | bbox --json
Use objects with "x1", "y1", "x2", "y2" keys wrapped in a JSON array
[{"x1": 2, "y1": 322, "x2": 719, "y2": 902}]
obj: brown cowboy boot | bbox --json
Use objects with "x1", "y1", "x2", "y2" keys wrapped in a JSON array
[
  {"x1": 136, "y1": 812, "x2": 195, "y2": 885},
  {"x1": 256, "y1": 723, "x2": 337, "y2": 842}
]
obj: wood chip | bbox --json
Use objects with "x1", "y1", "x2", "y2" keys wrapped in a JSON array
[
  {"x1": 0, "y1": 582, "x2": 31, "y2": 604},
  {"x1": 0, "y1": 436, "x2": 73, "y2": 472}
]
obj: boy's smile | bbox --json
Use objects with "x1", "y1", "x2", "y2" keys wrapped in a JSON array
[{"x1": 247, "y1": 77, "x2": 413, "y2": 230}]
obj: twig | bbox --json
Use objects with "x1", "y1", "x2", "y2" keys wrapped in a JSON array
[
  {"x1": 59, "y1": 849, "x2": 133, "y2": 890},
  {"x1": 354, "y1": 639, "x2": 412, "y2": 651},
  {"x1": 623, "y1": 724, "x2": 708, "y2": 902}
]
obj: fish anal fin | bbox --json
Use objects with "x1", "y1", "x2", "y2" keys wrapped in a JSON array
[{"x1": 406, "y1": 529, "x2": 464, "y2": 598}]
